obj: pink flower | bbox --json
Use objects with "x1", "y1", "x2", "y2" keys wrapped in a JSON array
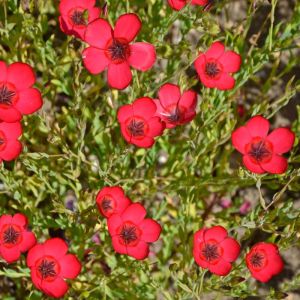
[
  {"x1": 83, "y1": 13, "x2": 156, "y2": 90},
  {"x1": 154, "y1": 83, "x2": 197, "y2": 129}
]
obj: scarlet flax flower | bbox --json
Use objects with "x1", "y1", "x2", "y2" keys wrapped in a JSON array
[
  {"x1": 0, "y1": 61, "x2": 43, "y2": 122},
  {"x1": 168, "y1": 0, "x2": 209, "y2": 11},
  {"x1": 246, "y1": 242, "x2": 283, "y2": 282},
  {"x1": 231, "y1": 115, "x2": 295, "y2": 174},
  {"x1": 0, "y1": 121, "x2": 22, "y2": 162},
  {"x1": 117, "y1": 97, "x2": 165, "y2": 148},
  {"x1": 107, "y1": 203, "x2": 161, "y2": 260},
  {"x1": 83, "y1": 13, "x2": 156, "y2": 89},
  {"x1": 27, "y1": 238, "x2": 81, "y2": 298},
  {"x1": 96, "y1": 186, "x2": 131, "y2": 218},
  {"x1": 0, "y1": 213, "x2": 36, "y2": 263},
  {"x1": 193, "y1": 226, "x2": 240, "y2": 276},
  {"x1": 59, "y1": 0, "x2": 101, "y2": 40},
  {"x1": 154, "y1": 83, "x2": 197, "y2": 129},
  {"x1": 194, "y1": 41, "x2": 241, "y2": 90}
]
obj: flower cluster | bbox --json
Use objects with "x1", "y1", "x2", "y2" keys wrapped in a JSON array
[
  {"x1": 193, "y1": 226, "x2": 283, "y2": 282},
  {"x1": 96, "y1": 186, "x2": 162, "y2": 260},
  {"x1": 0, "y1": 213, "x2": 81, "y2": 298},
  {"x1": 0, "y1": 62, "x2": 43, "y2": 162},
  {"x1": 117, "y1": 83, "x2": 198, "y2": 148}
]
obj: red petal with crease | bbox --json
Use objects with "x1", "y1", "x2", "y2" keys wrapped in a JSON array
[
  {"x1": 114, "y1": 13, "x2": 142, "y2": 43},
  {"x1": 82, "y1": 47, "x2": 109, "y2": 74},
  {"x1": 107, "y1": 62, "x2": 132, "y2": 90},
  {"x1": 15, "y1": 88, "x2": 42, "y2": 115},
  {"x1": 129, "y1": 42, "x2": 156, "y2": 71}
]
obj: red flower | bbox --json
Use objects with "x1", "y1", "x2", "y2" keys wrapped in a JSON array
[
  {"x1": 246, "y1": 242, "x2": 283, "y2": 282},
  {"x1": 0, "y1": 61, "x2": 43, "y2": 122},
  {"x1": 231, "y1": 116, "x2": 295, "y2": 174},
  {"x1": 0, "y1": 122, "x2": 22, "y2": 162},
  {"x1": 83, "y1": 13, "x2": 156, "y2": 90},
  {"x1": 193, "y1": 226, "x2": 240, "y2": 276},
  {"x1": 27, "y1": 238, "x2": 81, "y2": 299},
  {"x1": 0, "y1": 213, "x2": 36, "y2": 263},
  {"x1": 107, "y1": 203, "x2": 161, "y2": 260},
  {"x1": 117, "y1": 97, "x2": 165, "y2": 148},
  {"x1": 154, "y1": 83, "x2": 197, "y2": 129},
  {"x1": 59, "y1": 0, "x2": 101, "y2": 40},
  {"x1": 96, "y1": 186, "x2": 131, "y2": 218},
  {"x1": 168, "y1": 0, "x2": 209, "y2": 10},
  {"x1": 194, "y1": 41, "x2": 241, "y2": 90}
]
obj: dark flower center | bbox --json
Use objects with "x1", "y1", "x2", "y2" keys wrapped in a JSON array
[
  {"x1": 3, "y1": 226, "x2": 20, "y2": 244},
  {"x1": 101, "y1": 198, "x2": 112, "y2": 212},
  {"x1": 71, "y1": 10, "x2": 86, "y2": 26},
  {"x1": 0, "y1": 85, "x2": 16, "y2": 105},
  {"x1": 38, "y1": 259, "x2": 57, "y2": 279},
  {"x1": 250, "y1": 252, "x2": 264, "y2": 268},
  {"x1": 108, "y1": 40, "x2": 129, "y2": 62},
  {"x1": 205, "y1": 62, "x2": 220, "y2": 78},
  {"x1": 248, "y1": 141, "x2": 271, "y2": 162},
  {"x1": 167, "y1": 107, "x2": 181, "y2": 123},
  {"x1": 0, "y1": 138, "x2": 4, "y2": 146},
  {"x1": 120, "y1": 224, "x2": 138, "y2": 245},
  {"x1": 127, "y1": 119, "x2": 145, "y2": 137},
  {"x1": 202, "y1": 244, "x2": 220, "y2": 262}
]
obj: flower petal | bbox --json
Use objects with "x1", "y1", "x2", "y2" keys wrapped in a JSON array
[
  {"x1": 107, "y1": 62, "x2": 132, "y2": 90},
  {"x1": 44, "y1": 238, "x2": 68, "y2": 260},
  {"x1": 122, "y1": 203, "x2": 146, "y2": 224},
  {"x1": 266, "y1": 128, "x2": 295, "y2": 154},
  {"x1": 0, "y1": 215, "x2": 12, "y2": 228},
  {"x1": 41, "y1": 276, "x2": 69, "y2": 298},
  {"x1": 147, "y1": 117, "x2": 165, "y2": 137},
  {"x1": 0, "y1": 106, "x2": 22, "y2": 122},
  {"x1": 0, "y1": 140, "x2": 22, "y2": 161},
  {"x1": 158, "y1": 83, "x2": 181, "y2": 108},
  {"x1": 12, "y1": 213, "x2": 27, "y2": 227},
  {"x1": 132, "y1": 97, "x2": 157, "y2": 119},
  {"x1": 140, "y1": 219, "x2": 162, "y2": 243},
  {"x1": 179, "y1": 90, "x2": 197, "y2": 110},
  {"x1": 245, "y1": 116, "x2": 269, "y2": 138},
  {"x1": 168, "y1": 0, "x2": 186, "y2": 10},
  {"x1": 30, "y1": 268, "x2": 42, "y2": 290},
  {"x1": 216, "y1": 73, "x2": 235, "y2": 90},
  {"x1": 117, "y1": 104, "x2": 133, "y2": 123},
  {"x1": 59, "y1": 254, "x2": 81, "y2": 279},
  {"x1": 128, "y1": 42, "x2": 156, "y2": 71},
  {"x1": 219, "y1": 51, "x2": 242, "y2": 73},
  {"x1": 107, "y1": 214, "x2": 123, "y2": 236},
  {"x1": 19, "y1": 231, "x2": 36, "y2": 252},
  {"x1": 220, "y1": 238, "x2": 240, "y2": 262},
  {"x1": 84, "y1": 18, "x2": 113, "y2": 49},
  {"x1": 82, "y1": 47, "x2": 109, "y2": 74},
  {"x1": 231, "y1": 126, "x2": 252, "y2": 154},
  {"x1": 111, "y1": 236, "x2": 127, "y2": 255},
  {"x1": 7, "y1": 63, "x2": 35, "y2": 91},
  {"x1": 0, "y1": 245, "x2": 20, "y2": 263},
  {"x1": 208, "y1": 258, "x2": 232, "y2": 276},
  {"x1": 27, "y1": 244, "x2": 44, "y2": 267},
  {"x1": 114, "y1": 13, "x2": 142, "y2": 43},
  {"x1": 242, "y1": 155, "x2": 265, "y2": 174},
  {"x1": 204, "y1": 226, "x2": 228, "y2": 243},
  {"x1": 131, "y1": 136, "x2": 155, "y2": 148},
  {"x1": 127, "y1": 241, "x2": 149, "y2": 260},
  {"x1": 0, "y1": 122, "x2": 22, "y2": 140},
  {"x1": 261, "y1": 154, "x2": 288, "y2": 174},
  {"x1": 205, "y1": 42, "x2": 225, "y2": 60},
  {"x1": 15, "y1": 88, "x2": 42, "y2": 115}
]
